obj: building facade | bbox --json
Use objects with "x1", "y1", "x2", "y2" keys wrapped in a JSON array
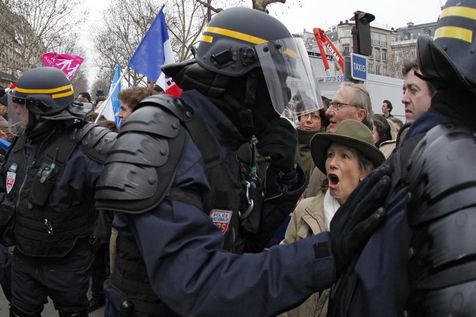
[
  {"x1": 388, "y1": 22, "x2": 437, "y2": 78},
  {"x1": 301, "y1": 20, "x2": 437, "y2": 79},
  {"x1": 324, "y1": 21, "x2": 394, "y2": 77}
]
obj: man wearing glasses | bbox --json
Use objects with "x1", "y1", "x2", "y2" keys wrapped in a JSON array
[
  {"x1": 325, "y1": 82, "x2": 373, "y2": 133},
  {"x1": 305, "y1": 83, "x2": 373, "y2": 198}
]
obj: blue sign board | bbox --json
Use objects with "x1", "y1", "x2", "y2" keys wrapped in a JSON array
[{"x1": 351, "y1": 53, "x2": 368, "y2": 81}]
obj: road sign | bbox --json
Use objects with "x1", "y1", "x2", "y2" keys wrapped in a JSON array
[{"x1": 351, "y1": 53, "x2": 368, "y2": 81}]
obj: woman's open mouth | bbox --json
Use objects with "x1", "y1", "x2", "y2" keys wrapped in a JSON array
[{"x1": 328, "y1": 173, "x2": 340, "y2": 189}]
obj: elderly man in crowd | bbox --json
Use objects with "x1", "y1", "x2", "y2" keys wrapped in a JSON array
[{"x1": 305, "y1": 82, "x2": 373, "y2": 198}]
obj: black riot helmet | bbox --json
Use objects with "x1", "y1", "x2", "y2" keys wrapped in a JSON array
[
  {"x1": 8, "y1": 67, "x2": 90, "y2": 135},
  {"x1": 13, "y1": 67, "x2": 75, "y2": 116},
  {"x1": 417, "y1": 0, "x2": 476, "y2": 94},
  {"x1": 196, "y1": 7, "x2": 292, "y2": 77},
  {"x1": 194, "y1": 7, "x2": 322, "y2": 119}
]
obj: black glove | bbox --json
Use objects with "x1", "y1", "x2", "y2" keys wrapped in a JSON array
[
  {"x1": 256, "y1": 118, "x2": 297, "y2": 177},
  {"x1": 329, "y1": 164, "x2": 392, "y2": 275}
]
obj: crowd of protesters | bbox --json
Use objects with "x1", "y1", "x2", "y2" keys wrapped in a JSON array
[
  {"x1": 0, "y1": 1, "x2": 474, "y2": 316},
  {"x1": 0, "y1": 56, "x2": 433, "y2": 316}
]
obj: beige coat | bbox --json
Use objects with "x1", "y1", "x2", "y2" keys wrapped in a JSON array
[
  {"x1": 303, "y1": 167, "x2": 327, "y2": 199},
  {"x1": 280, "y1": 192, "x2": 330, "y2": 317},
  {"x1": 379, "y1": 139, "x2": 396, "y2": 158},
  {"x1": 297, "y1": 129, "x2": 327, "y2": 199}
]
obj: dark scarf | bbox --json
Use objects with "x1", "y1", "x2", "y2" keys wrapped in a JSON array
[{"x1": 25, "y1": 120, "x2": 67, "y2": 144}]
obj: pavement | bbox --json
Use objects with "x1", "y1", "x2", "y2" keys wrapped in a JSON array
[{"x1": 0, "y1": 289, "x2": 105, "y2": 316}]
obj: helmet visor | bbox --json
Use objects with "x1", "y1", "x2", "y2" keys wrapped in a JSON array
[
  {"x1": 7, "y1": 94, "x2": 29, "y2": 136},
  {"x1": 256, "y1": 37, "x2": 322, "y2": 121}
]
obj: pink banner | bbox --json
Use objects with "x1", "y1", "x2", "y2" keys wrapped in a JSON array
[{"x1": 41, "y1": 52, "x2": 84, "y2": 79}]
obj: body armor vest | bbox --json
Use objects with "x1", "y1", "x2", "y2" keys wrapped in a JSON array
[
  {"x1": 98, "y1": 95, "x2": 260, "y2": 316},
  {"x1": 3, "y1": 130, "x2": 93, "y2": 257},
  {"x1": 404, "y1": 124, "x2": 476, "y2": 316}
]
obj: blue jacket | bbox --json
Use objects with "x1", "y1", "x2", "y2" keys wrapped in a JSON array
[{"x1": 111, "y1": 91, "x2": 336, "y2": 316}]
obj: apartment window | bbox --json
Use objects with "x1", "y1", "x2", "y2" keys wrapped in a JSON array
[
  {"x1": 371, "y1": 32, "x2": 378, "y2": 45},
  {"x1": 374, "y1": 48, "x2": 380, "y2": 60},
  {"x1": 341, "y1": 37, "x2": 351, "y2": 45},
  {"x1": 381, "y1": 49, "x2": 387, "y2": 61},
  {"x1": 379, "y1": 33, "x2": 387, "y2": 46},
  {"x1": 339, "y1": 29, "x2": 351, "y2": 38}
]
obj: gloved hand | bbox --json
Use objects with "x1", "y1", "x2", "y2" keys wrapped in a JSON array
[
  {"x1": 329, "y1": 164, "x2": 392, "y2": 275},
  {"x1": 256, "y1": 117, "x2": 298, "y2": 178}
]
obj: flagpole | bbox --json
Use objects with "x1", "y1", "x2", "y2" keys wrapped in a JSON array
[{"x1": 94, "y1": 66, "x2": 127, "y2": 123}]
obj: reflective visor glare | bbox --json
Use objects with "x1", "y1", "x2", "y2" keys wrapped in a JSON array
[
  {"x1": 256, "y1": 38, "x2": 322, "y2": 119},
  {"x1": 7, "y1": 94, "x2": 28, "y2": 136}
]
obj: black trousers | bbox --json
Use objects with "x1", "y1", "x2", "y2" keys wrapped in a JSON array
[
  {"x1": 0, "y1": 243, "x2": 12, "y2": 302},
  {"x1": 90, "y1": 242, "x2": 110, "y2": 299},
  {"x1": 11, "y1": 247, "x2": 93, "y2": 315}
]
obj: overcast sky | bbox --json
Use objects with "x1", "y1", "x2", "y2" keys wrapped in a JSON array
[
  {"x1": 271, "y1": 0, "x2": 443, "y2": 33},
  {"x1": 80, "y1": 0, "x2": 444, "y2": 86}
]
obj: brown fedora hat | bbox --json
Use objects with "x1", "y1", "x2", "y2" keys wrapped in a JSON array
[{"x1": 311, "y1": 119, "x2": 385, "y2": 174}]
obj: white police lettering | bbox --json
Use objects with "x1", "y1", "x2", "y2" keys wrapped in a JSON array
[{"x1": 209, "y1": 209, "x2": 233, "y2": 234}]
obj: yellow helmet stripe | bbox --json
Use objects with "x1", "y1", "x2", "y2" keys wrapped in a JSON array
[
  {"x1": 440, "y1": 6, "x2": 476, "y2": 20},
  {"x1": 16, "y1": 84, "x2": 73, "y2": 95},
  {"x1": 52, "y1": 90, "x2": 74, "y2": 99},
  {"x1": 435, "y1": 26, "x2": 473, "y2": 43},
  {"x1": 204, "y1": 26, "x2": 267, "y2": 45},
  {"x1": 282, "y1": 48, "x2": 297, "y2": 58},
  {"x1": 200, "y1": 35, "x2": 213, "y2": 43}
]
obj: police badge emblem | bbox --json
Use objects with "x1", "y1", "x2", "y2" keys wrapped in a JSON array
[
  {"x1": 210, "y1": 209, "x2": 233, "y2": 234},
  {"x1": 6, "y1": 163, "x2": 18, "y2": 194}
]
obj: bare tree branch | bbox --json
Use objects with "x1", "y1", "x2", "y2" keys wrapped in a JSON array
[
  {"x1": 195, "y1": 0, "x2": 222, "y2": 13},
  {"x1": 5, "y1": 0, "x2": 86, "y2": 74},
  {"x1": 252, "y1": 0, "x2": 286, "y2": 11},
  {"x1": 92, "y1": 0, "x2": 247, "y2": 86}
]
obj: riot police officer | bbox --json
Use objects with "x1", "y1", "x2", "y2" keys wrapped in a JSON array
[
  {"x1": 328, "y1": 1, "x2": 476, "y2": 316},
  {"x1": 0, "y1": 67, "x2": 116, "y2": 317},
  {"x1": 96, "y1": 7, "x2": 389, "y2": 317}
]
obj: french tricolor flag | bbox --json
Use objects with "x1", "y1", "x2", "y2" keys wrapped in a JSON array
[{"x1": 128, "y1": 7, "x2": 182, "y2": 97}]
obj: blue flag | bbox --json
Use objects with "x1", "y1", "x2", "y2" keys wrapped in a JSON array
[
  {"x1": 96, "y1": 64, "x2": 122, "y2": 126},
  {"x1": 128, "y1": 7, "x2": 168, "y2": 81},
  {"x1": 110, "y1": 64, "x2": 122, "y2": 126}
]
